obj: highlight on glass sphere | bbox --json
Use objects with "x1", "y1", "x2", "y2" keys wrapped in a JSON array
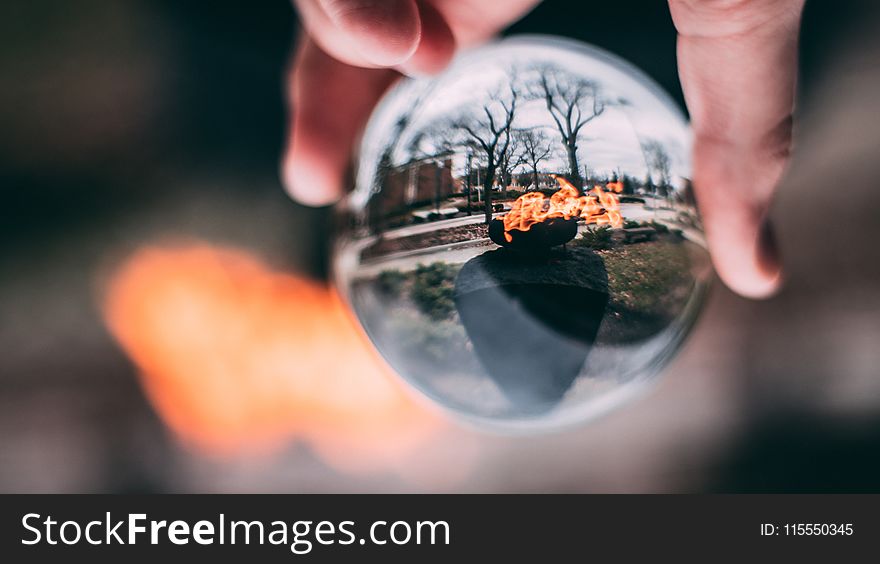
[{"x1": 333, "y1": 36, "x2": 712, "y2": 431}]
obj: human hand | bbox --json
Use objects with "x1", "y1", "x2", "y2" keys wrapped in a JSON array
[
  {"x1": 282, "y1": 0, "x2": 804, "y2": 299},
  {"x1": 281, "y1": 0, "x2": 539, "y2": 205}
]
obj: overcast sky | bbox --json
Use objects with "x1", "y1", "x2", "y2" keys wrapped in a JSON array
[{"x1": 353, "y1": 36, "x2": 691, "y2": 207}]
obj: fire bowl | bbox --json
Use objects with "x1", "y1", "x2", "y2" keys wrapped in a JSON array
[
  {"x1": 454, "y1": 247, "x2": 608, "y2": 412},
  {"x1": 488, "y1": 217, "x2": 579, "y2": 251}
]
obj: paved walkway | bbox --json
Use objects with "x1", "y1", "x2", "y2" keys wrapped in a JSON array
[
  {"x1": 355, "y1": 240, "x2": 496, "y2": 277},
  {"x1": 381, "y1": 212, "x2": 502, "y2": 239}
]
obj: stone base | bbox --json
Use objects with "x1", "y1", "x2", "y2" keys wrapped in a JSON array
[{"x1": 454, "y1": 248, "x2": 608, "y2": 412}]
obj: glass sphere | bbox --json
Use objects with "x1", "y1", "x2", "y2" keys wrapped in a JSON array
[{"x1": 333, "y1": 36, "x2": 711, "y2": 431}]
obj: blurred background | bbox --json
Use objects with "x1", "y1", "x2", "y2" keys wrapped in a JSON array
[{"x1": 2, "y1": 0, "x2": 880, "y2": 493}]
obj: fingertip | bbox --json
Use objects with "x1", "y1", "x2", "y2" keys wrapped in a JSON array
[
  {"x1": 692, "y1": 136, "x2": 788, "y2": 300},
  {"x1": 752, "y1": 219, "x2": 785, "y2": 297},
  {"x1": 282, "y1": 155, "x2": 344, "y2": 208},
  {"x1": 710, "y1": 223, "x2": 784, "y2": 300},
  {"x1": 283, "y1": 38, "x2": 398, "y2": 208},
  {"x1": 717, "y1": 263, "x2": 783, "y2": 301},
  {"x1": 324, "y1": 0, "x2": 421, "y2": 66},
  {"x1": 398, "y1": 0, "x2": 456, "y2": 76}
]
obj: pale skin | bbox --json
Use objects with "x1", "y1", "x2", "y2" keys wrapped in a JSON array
[{"x1": 283, "y1": 0, "x2": 805, "y2": 299}]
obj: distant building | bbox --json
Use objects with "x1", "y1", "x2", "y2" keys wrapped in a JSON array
[{"x1": 367, "y1": 152, "x2": 459, "y2": 230}]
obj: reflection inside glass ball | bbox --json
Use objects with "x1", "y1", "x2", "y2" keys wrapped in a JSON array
[{"x1": 333, "y1": 36, "x2": 712, "y2": 431}]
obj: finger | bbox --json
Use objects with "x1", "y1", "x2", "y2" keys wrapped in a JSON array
[
  {"x1": 294, "y1": 0, "x2": 421, "y2": 67},
  {"x1": 429, "y1": 0, "x2": 541, "y2": 47},
  {"x1": 399, "y1": 1, "x2": 456, "y2": 76},
  {"x1": 282, "y1": 36, "x2": 399, "y2": 206},
  {"x1": 669, "y1": 0, "x2": 805, "y2": 299}
]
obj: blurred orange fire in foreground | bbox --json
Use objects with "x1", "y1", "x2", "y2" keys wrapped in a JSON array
[
  {"x1": 501, "y1": 176, "x2": 624, "y2": 242},
  {"x1": 101, "y1": 243, "x2": 447, "y2": 474}
]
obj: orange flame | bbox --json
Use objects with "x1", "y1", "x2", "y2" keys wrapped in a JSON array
[
  {"x1": 500, "y1": 176, "x2": 623, "y2": 242},
  {"x1": 605, "y1": 180, "x2": 624, "y2": 194},
  {"x1": 100, "y1": 242, "x2": 455, "y2": 475}
]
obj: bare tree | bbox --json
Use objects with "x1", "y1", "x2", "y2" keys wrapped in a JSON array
[
  {"x1": 529, "y1": 66, "x2": 605, "y2": 192},
  {"x1": 515, "y1": 129, "x2": 553, "y2": 190},
  {"x1": 452, "y1": 85, "x2": 519, "y2": 223},
  {"x1": 499, "y1": 132, "x2": 527, "y2": 189},
  {"x1": 457, "y1": 139, "x2": 483, "y2": 217},
  {"x1": 641, "y1": 139, "x2": 672, "y2": 199}
]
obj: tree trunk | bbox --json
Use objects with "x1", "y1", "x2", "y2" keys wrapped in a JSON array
[
  {"x1": 464, "y1": 153, "x2": 473, "y2": 216},
  {"x1": 566, "y1": 140, "x2": 583, "y2": 192},
  {"x1": 483, "y1": 167, "x2": 495, "y2": 224},
  {"x1": 532, "y1": 167, "x2": 539, "y2": 191},
  {"x1": 465, "y1": 171, "x2": 472, "y2": 216}
]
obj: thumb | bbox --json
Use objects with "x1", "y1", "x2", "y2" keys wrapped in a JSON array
[
  {"x1": 670, "y1": 0, "x2": 805, "y2": 299},
  {"x1": 294, "y1": 0, "x2": 421, "y2": 67}
]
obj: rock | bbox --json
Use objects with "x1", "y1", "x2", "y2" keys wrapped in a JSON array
[{"x1": 454, "y1": 247, "x2": 608, "y2": 412}]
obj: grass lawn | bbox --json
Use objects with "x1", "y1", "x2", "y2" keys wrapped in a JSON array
[
  {"x1": 361, "y1": 239, "x2": 699, "y2": 358},
  {"x1": 600, "y1": 240, "x2": 694, "y2": 313},
  {"x1": 595, "y1": 239, "x2": 700, "y2": 342}
]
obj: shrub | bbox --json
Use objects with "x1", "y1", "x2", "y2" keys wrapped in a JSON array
[
  {"x1": 377, "y1": 269, "x2": 406, "y2": 296},
  {"x1": 411, "y1": 285, "x2": 455, "y2": 320},
  {"x1": 574, "y1": 225, "x2": 614, "y2": 250},
  {"x1": 624, "y1": 219, "x2": 641, "y2": 229},
  {"x1": 648, "y1": 220, "x2": 670, "y2": 234},
  {"x1": 501, "y1": 189, "x2": 524, "y2": 200},
  {"x1": 411, "y1": 262, "x2": 458, "y2": 320},
  {"x1": 619, "y1": 196, "x2": 645, "y2": 204},
  {"x1": 413, "y1": 262, "x2": 456, "y2": 287}
]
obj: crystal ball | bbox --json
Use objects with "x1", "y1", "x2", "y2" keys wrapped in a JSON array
[{"x1": 333, "y1": 36, "x2": 711, "y2": 431}]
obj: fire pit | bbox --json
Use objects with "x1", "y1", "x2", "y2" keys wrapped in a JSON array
[
  {"x1": 488, "y1": 175, "x2": 624, "y2": 251},
  {"x1": 488, "y1": 216, "x2": 578, "y2": 250},
  {"x1": 454, "y1": 176, "x2": 627, "y2": 409}
]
